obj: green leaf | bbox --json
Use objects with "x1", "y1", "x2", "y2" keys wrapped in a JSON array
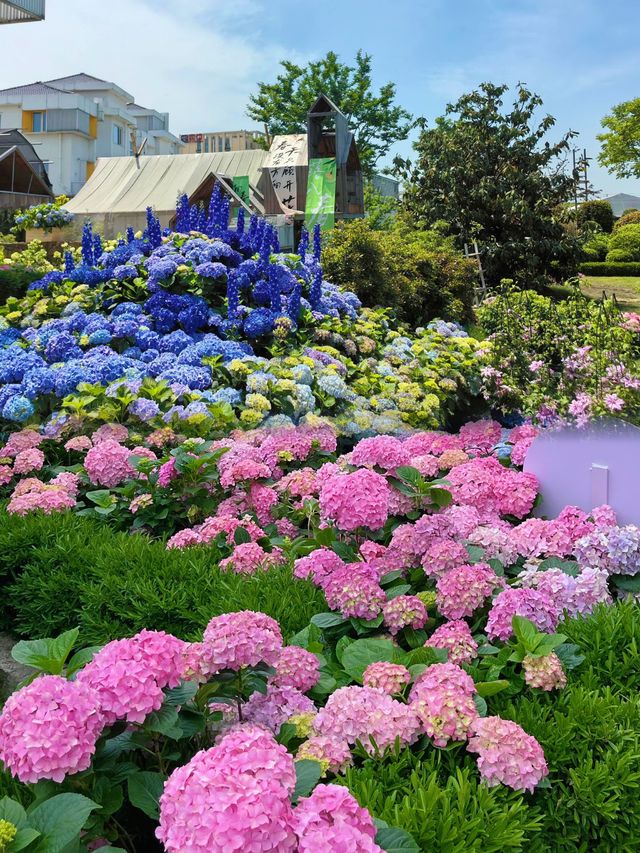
[
  {"x1": 292, "y1": 760, "x2": 322, "y2": 802},
  {"x1": 127, "y1": 771, "x2": 166, "y2": 820},
  {"x1": 66, "y1": 645, "x2": 101, "y2": 676},
  {"x1": 0, "y1": 797, "x2": 27, "y2": 827},
  {"x1": 511, "y1": 615, "x2": 539, "y2": 650},
  {"x1": 473, "y1": 694, "x2": 488, "y2": 717},
  {"x1": 611, "y1": 573, "x2": 640, "y2": 592},
  {"x1": 530, "y1": 633, "x2": 568, "y2": 657},
  {"x1": 11, "y1": 627, "x2": 79, "y2": 675},
  {"x1": 477, "y1": 644, "x2": 500, "y2": 655},
  {"x1": 85, "y1": 490, "x2": 114, "y2": 508},
  {"x1": 429, "y1": 486, "x2": 452, "y2": 508},
  {"x1": 234, "y1": 526, "x2": 252, "y2": 545},
  {"x1": 340, "y1": 638, "x2": 396, "y2": 681},
  {"x1": 538, "y1": 557, "x2": 580, "y2": 576},
  {"x1": 375, "y1": 826, "x2": 421, "y2": 853},
  {"x1": 394, "y1": 466, "x2": 424, "y2": 485},
  {"x1": 314, "y1": 527, "x2": 335, "y2": 547},
  {"x1": 311, "y1": 612, "x2": 347, "y2": 629},
  {"x1": 385, "y1": 584, "x2": 412, "y2": 600},
  {"x1": 28, "y1": 793, "x2": 98, "y2": 853},
  {"x1": 554, "y1": 643, "x2": 585, "y2": 671},
  {"x1": 144, "y1": 704, "x2": 182, "y2": 738},
  {"x1": 9, "y1": 828, "x2": 40, "y2": 852},
  {"x1": 475, "y1": 679, "x2": 510, "y2": 697},
  {"x1": 465, "y1": 545, "x2": 485, "y2": 562},
  {"x1": 163, "y1": 681, "x2": 199, "y2": 706}
]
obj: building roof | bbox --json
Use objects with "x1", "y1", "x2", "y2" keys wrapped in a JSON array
[
  {"x1": 0, "y1": 128, "x2": 52, "y2": 188},
  {"x1": 0, "y1": 144, "x2": 52, "y2": 198},
  {"x1": 0, "y1": 81, "x2": 67, "y2": 97},
  {"x1": 45, "y1": 73, "x2": 134, "y2": 103},
  {"x1": 64, "y1": 150, "x2": 267, "y2": 216},
  {"x1": 603, "y1": 192, "x2": 640, "y2": 217}
]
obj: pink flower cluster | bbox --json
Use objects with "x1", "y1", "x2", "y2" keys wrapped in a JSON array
[
  {"x1": 436, "y1": 562, "x2": 501, "y2": 620},
  {"x1": 362, "y1": 661, "x2": 411, "y2": 694},
  {"x1": 293, "y1": 783, "x2": 383, "y2": 853},
  {"x1": 322, "y1": 564, "x2": 386, "y2": 620},
  {"x1": 219, "y1": 541, "x2": 285, "y2": 575},
  {"x1": 409, "y1": 663, "x2": 478, "y2": 747},
  {"x1": 428, "y1": 620, "x2": 478, "y2": 665},
  {"x1": 166, "y1": 512, "x2": 264, "y2": 550},
  {"x1": 0, "y1": 675, "x2": 103, "y2": 783},
  {"x1": 446, "y1": 456, "x2": 538, "y2": 518},
  {"x1": 202, "y1": 610, "x2": 283, "y2": 673},
  {"x1": 313, "y1": 685, "x2": 419, "y2": 754},
  {"x1": 523, "y1": 652, "x2": 567, "y2": 691},
  {"x1": 243, "y1": 684, "x2": 316, "y2": 734},
  {"x1": 382, "y1": 595, "x2": 428, "y2": 635},
  {"x1": 467, "y1": 716, "x2": 548, "y2": 792},
  {"x1": 296, "y1": 735, "x2": 352, "y2": 775},
  {"x1": 7, "y1": 475, "x2": 78, "y2": 515},
  {"x1": 272, "y1": 645, "x2": 320, "y2": 693},
  {"x1": 319, "y1": 468, "x2": 392, "y2": 531},
  {"x1": 486, "y1": 587, "x2": 560, "y2": 642},
  {"x1": 76, "y1": 630, "x2": 185, "y2": 724},
  {"x1": 84, "y1": 439, "x2": 135, "y2": 487}
]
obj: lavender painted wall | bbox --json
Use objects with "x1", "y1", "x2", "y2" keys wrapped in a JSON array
[{"x1": 523, "y1": 418, "x2": 640, "y2": 526}]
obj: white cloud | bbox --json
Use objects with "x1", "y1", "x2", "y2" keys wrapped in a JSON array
[{"x1": 0, "y1": 0, "x2": 299, "y2": 134}]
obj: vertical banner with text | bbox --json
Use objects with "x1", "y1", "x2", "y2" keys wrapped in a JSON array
[{"x1": 305, "y1": 157, "x2": 336, "y2": 231}]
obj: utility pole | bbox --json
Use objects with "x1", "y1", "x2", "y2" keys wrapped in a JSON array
[
  {"x1": 572, "y1": 149, "x2": 579, "y2": 215},
  {"x1": 582, "y1": 148, "x2": 590, "y2": 202}
]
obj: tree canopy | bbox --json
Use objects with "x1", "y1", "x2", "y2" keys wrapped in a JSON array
[
  {"x1": 396, "y1": 82, "x2": 581, "y2": 287},
  {"x1": 247, "y1": 50, "x2": 413, "y2": 175},
  {"x1": 598, "y1": 97, "x2": 640, "y2": 180}
]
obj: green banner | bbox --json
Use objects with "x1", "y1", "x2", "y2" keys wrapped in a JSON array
[
  {"x1": 232, "y1": 176, "x2": 250, "y2": 205},
  {"x1": 305, "y1": 157, "x2": 336, "y2": 231}
]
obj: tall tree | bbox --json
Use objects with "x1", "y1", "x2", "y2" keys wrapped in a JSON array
[
  {"x1": 598, "y1": 97, "x2": 640, "y2": 179},
  {"x1": 247, "y1": 50, "x2": 413, "y2": 175},
  {"x1": 396, "y1": 83, "x2": 581, "y2": 287}
]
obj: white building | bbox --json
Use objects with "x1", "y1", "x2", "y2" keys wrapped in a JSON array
[
  {"x1": 0, "y1": 1, "x2": 45, "y2": 24},
  {"x1": 0, "y1": 73, "x2": 182, "y2": 195}
]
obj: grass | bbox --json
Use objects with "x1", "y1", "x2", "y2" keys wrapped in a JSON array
[{"x1": 581, "y1": 276, "x2": 640, "y2": 312}]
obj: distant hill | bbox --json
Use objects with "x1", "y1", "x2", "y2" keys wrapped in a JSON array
[{"x1": 603, "y1": 193, "x2": 640, "y2": 217}]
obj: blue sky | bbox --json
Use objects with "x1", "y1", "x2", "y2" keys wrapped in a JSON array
[{"x1": 3, "y1": 0, "x2": 640, "y2": 196}]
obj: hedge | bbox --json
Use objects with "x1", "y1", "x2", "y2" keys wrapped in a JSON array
[
  {"x1": 0, "y1": 510, "x2": 327, "y2": 644},
  {"x1": 0, "y1": 265, "x2": 42, "y2": 299},
  {"x1": 579, "y1": 261, "x2": 640, "y2": 277}
]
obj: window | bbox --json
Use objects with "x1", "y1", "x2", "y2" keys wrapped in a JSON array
[
  {"x1": 112, "y1": 124, "x2": 123, "y2": 146},
  {"x1": 196, "y1": 140, "x2": 202, "y2": 153},
  {"x1": 218, "y1": 136, "x2": 223, "y2": 152},
  {"x1": 32, "y1": 111, "x2": 47, "y2": 132},
  {"x1": 224, "y1": 136, "x2": 231, "y2": 151},
  {"x1": 204, "y1": 137, "x2": 209, "y2": 153}
]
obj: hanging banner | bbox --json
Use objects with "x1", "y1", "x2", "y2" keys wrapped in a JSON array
[
  {"x1": 305, "y1": 157, "x2": 337, "y2": 231},
  {"x1": 232, "y1": 176, "x2": 250, "y2": 206},
  {"x1": 268, "y1": 166, "x2": 297, "y2": 212}
]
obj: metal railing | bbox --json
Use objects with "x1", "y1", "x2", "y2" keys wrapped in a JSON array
[{"x1": 0, "y1": 0, "x2": 45, "y2": 24}]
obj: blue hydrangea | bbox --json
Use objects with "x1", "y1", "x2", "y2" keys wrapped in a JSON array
[
  {"x1": 44, "y1": 333, "x2": 83, "y2": 363},
  {"x1": 128, "y1": 398, "x2": 161, "y2": 422},
  {"x1": 246, "y1": 371, "x2": 277, "y2": 393},
  {"x1": 194, "y1": 262, "x2": 227, "y2": 279},
  {"x1": 291, "y1": 364, "x2": 314, "y2": 385},
  {"x1": 243, "y1": 308, "x2": 274, "y2": 338},
  {"x1": 21, "y1": 367, "x2": 56, "y2": 399},
  {"x1": 2, "y1": 394, "x2": 34, "y2": 423},
  {"x1": 317, "y1": 373, "x2": 354, "y2": 401},
  {"x1": 88, "y1": 329, "x2": 112, "y2": 346},
  {"x1": 158, "y1": 365, "x2": 212, "y2": 390},
  {"x1": 294, "y1": 383, "x2": 316, "y2": 415}
]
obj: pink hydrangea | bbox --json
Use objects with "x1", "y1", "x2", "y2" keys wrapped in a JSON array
[
  {"x1": 322, "y1": 565, "x2": 386, "y2": 620},
  {"x1": 293, "y1": 784, "x2": 382, "y2": 853},
  {"x1": 64, "y1": 435, "x2": 93, "y2": 452},
  {"x1": 442, "y1": 504, "x2": 482, "y2": 538},
  {"x1": 422, "y1": 539, "x2": 470, "y2": 578},
  {"x1": 438, "y1": 448, "x2": 470, "y2": 470},
  {"x1": 76, "y1": 630, "x2": 185, "y2": 725},
  {"x1": 157, "y1": 726, "x2": 298, "y2": 853},
  {"x1": 409, "y1": 453, "x2": 441, "y2": 477},
  {"x1": 382, "y1": 595, "x2": 428, "y2": 635},
  {"x1": 428, "y1": 620, "x2": 478, "y2": 665},
  {"x1": 1, "y1": 428, "x2": 42, "y2": 456},
  {"x1": 467, "y1": 716, "x2": 548, "y2": 792},
  {"x1": 486, "y1": 587, "x2": 560, "y2": 642},
  {"x1": 129, "y1": 493, "x2": 153, "y2": 513},
  {"x1": 243, "y1": 685, "x2": 316, "y2": 734},
  {"x1": 519, "y1": 568, "x2": 575, "y2": 615},
  {"x1": 7, "y1": 483, "x2": 76, "y2": 515},
  {"x1": 296, "y1": 736, "x2": 352, "y2": 775},
  {"x1": 0, "y1": 675, "x2": 103, "y2": 783},
  {"x1": 219, "y1": 542, "x2": 285, "y2": 575},
  {"x1": 275, "y1": 467, "x2": 318, "y2": 499},
  {"x1": 403, "y1": 431, "x2": 441, "y2": 456},
  {"x1": 0, "y1": 464, "x2": 13, "y2": 486},
  {"x1": 313, "y1": 686, "x2": 419, "y2": 754},
  {"x1": 92, "y1": 423, "x2": 129, "y2": 444},
  {"x1": 202, "y1": 611, "x2": 282, "y2": 673},
  {"x1": 349, "y1": 435, "x2": 411, "y2": 471},
  {"x1": 218, "y1": 447, "x2": 272, "y2": 489},
  {"x1": 158, "y1": 457, "x2": 179, "y2": 487},
  {"x1": 84, "y1": 440, "x2": 134, "y2": 487},
  {"x1": 467, "y1": 525, "x2": 519, "y2": 565},
  {"x1": 510, "y1": 437, "x2": 536, "y2": 467},
  {"x1": 319, "y1": 468, "x2": 392, "y2": 531},
  {"x1": 248, "y1": 482, "x2": 279, "y2": 524},
  {"x1": 49, "y1": 471, "x2": 81, "y2": 496},
  {"x1": 523, "y1": 652, "x2": 567, "y2": 691},
  {"x1": 362, "y1": 661, "x2": 411, "y2": 694},
  {"x1": 446, "y1": 456, "x2": 538, "y2": 518},
  {"x1": 459, "y1": 419, "x2": 502, "y2": 453},
  {"x1": 570, "y1": 567, "x2": 612, "y2": 616},
  {"x1": 272, "y1": 645, "x2": 320, "y2": 693},
  {"x1": 13, "y1": 447, "x2": 45, "y2": 474},
  {"x1": 436, "y1": 562, "x2": 501, "y2": 620},
  {"x1": 409, "y1": 663, "x2": 477, "y2": 747},
  {"x1": 293, "y1": 548, "x2": 346, "y2": 584}
]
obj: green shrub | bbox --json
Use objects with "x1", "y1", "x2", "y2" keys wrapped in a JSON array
[
  {"x1": 577, "y1": 200, "x2": 614, "y2": 233},
  {"x1": 322, "y1": 219, "x2": 475, "y2": 326},
  {"x1": 559, "y1": 601, "x2": 640, "y2": 695},
  {"x1": 608, "y1": 223, "x2": 640, "y2": 260},
  {"x1": 579, "y1": 261, "x2": 640, "y2": 276},
  {"x1": 581, "y1": 232, "x2": 610, "y2": 261},
  {"x1": 497, "y1": 686, "x2": 640, "y2": 851},
  {"x1": 0, "y1": 265, "x2": 42, "y2": 300},
  {"x1": 342, "y1": 748, "x2": 543, "y2": 851},
  {"x1": 0, "y1": 510, "x2": 326, "y2": 644},
  {"x1": 606, "y1": 249, "x2": 635, "y2": 263},
  {"x1": 614, "y1": 210, "x2": 640, "y2": 230}
]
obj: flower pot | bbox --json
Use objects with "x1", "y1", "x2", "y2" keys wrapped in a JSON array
[{"x1": 25, "y1": 227, "x2": 70, "y2": 243}]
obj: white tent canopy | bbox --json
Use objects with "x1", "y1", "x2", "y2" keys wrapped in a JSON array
[{"x1": 64, "y1": 151, "x2": 266, "y2": 236}]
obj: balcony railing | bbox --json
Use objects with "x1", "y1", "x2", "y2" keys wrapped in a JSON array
[{"x1": 0, "y1": 0, "x2": 45, "y2": 24}]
